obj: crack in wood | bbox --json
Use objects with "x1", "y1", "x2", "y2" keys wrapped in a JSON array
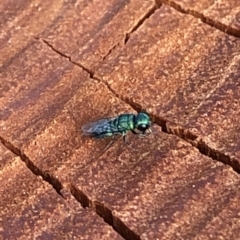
[
  {"x1": 158, "y1": 117, "x2": 240, "y2": 174},
  {"x1": 124, "y1": 3, "x2": 159, "y2": 44},
  {"x1": 70, "y1": 184, "x2": 140, "y2": 240},
  {"x1": 0, "y1": 134, "x2": 137, "y2": 239},
  {"x1": 0, "y1": 135, "x2": 64, "y2": 197},
  {"x1": 102, "y1": 43, "x2": 120, "y2": 61},
  {"x1": 36, "y1": 37, "x2": 94, "y2": 78},
  {"x1": 157, "y1": 0, "x2": 240, "y2": 38},
  {"x1": 98, "y1": 92, "x2": 240, "y2": 175}
]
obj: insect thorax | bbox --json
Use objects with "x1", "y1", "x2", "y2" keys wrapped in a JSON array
[{"x1": 112, "y1": 114, "x2": 135, "y2": 132}]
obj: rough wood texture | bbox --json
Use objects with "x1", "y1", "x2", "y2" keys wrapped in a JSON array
[
  {"x1": 1, "y1": 0, "x2": 240, "y2": 239},
  {"x1": 158, "y1": 0, "x2": 240, "y2": 36},
  {"x1": 0, "y1": 145, "x2": 123, "y2": 239},
  {"x1": 96, "y1": 5, "x2": 240, "y2": 171},
  {"x1": 39, "y1": 0, "x2": 156, "y2": 71}
]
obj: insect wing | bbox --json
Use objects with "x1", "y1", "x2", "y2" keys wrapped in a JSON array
[{"x1": 82, "y1": 117, "x2": 117, "y2": 136}]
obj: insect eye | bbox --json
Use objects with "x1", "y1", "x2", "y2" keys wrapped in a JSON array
[{"x1": 137, "y1": 124, "x2": 148, "y2": 131}]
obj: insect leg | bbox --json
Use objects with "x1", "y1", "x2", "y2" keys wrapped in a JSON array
[
  {"x1": 139, "y1": 128, "x2": 152, "y2": 137},
  {"x1": 130, "y1": 129, "x2": 138, "y2": 135},
  {"x1": 131, "y1": 128, "x2": 152, "y2": 137},
  {"x1": 101, "y1": 140, "x2": 115, "y2": 152},
  {"x1": 101, "y1": 134, "x2": 122, "y2": 153},
  {"x1": 122, "y1": 132, "x2": 136, "y2": 151},
  {"x1": 122, "y1": 130, "x2": 130, "y2": 143},
  {"x1": 123, "y1": 134, "x2": 127, "y2": 143}
]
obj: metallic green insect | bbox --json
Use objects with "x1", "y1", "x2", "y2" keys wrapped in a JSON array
[{"x1": 82, "y1": 112, "x2": 152, "y2": 143}]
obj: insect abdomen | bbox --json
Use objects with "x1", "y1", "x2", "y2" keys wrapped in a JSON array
[{"x1": 93, "y1": 131, "x2": 114, "y2": 138}]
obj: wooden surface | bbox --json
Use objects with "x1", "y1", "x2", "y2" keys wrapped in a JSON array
[{"x1": 1, "y1": 0, "x2": 240, "y2": 239}]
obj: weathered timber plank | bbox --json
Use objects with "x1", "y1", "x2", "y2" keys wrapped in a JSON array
[{"x1": 0, "y1": 145, "x2": 123, "y2": 239}]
